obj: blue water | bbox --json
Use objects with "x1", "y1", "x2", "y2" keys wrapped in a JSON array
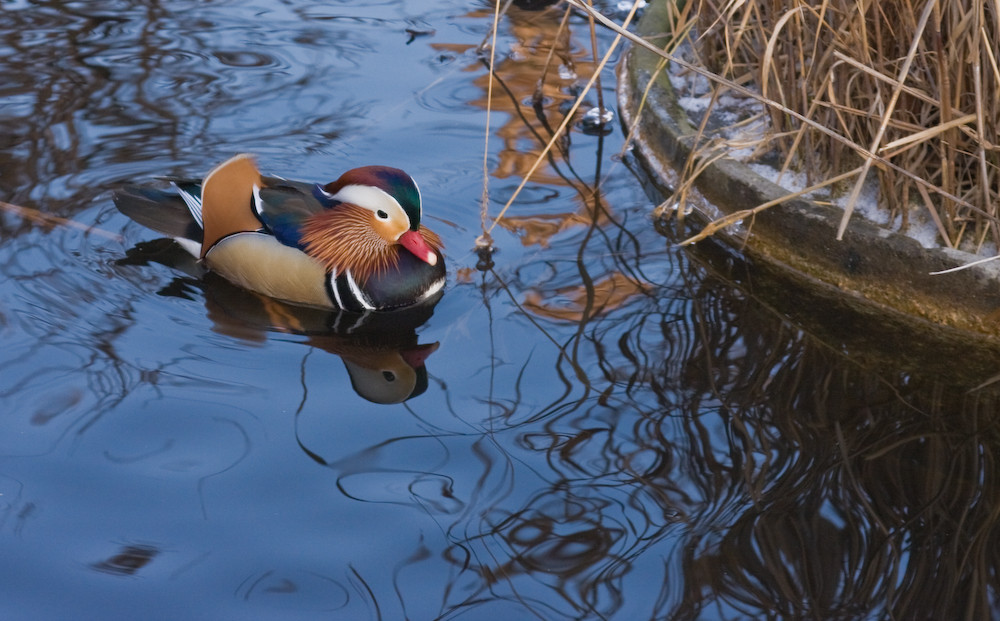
[{"x1": 2, "y1": 1, "x2": 1000, "y2": 619}]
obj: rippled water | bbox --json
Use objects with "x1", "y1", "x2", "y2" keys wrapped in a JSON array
[{"x1": 3, "y1": 1, "x2": 1000, "y2": 619}]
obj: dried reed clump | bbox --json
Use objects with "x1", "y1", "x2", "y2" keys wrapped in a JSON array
[{"x1": 688, "y1": 0, "x2": 1000, "y2": 251}]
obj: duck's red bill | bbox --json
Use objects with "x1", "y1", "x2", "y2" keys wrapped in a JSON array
[
  {"x1": 400, "y1": 342, "x2": 440, "y2": 368},
  {"x1": 398, "y1": 229, "x2": 438, "y2": 266}
]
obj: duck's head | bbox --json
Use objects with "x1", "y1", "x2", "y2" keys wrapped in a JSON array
[
  {"x1": 342, "y1": 342, "x2": 439, "y2": 404},
  {"x1": 316, "y1": 166, "x2": 439, "y2": 267}
]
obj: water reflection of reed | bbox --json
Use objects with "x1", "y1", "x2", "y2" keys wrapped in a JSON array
[
  {"x1": 444, "y1": 231, "x2": 1000, "y2": 618},
  {"x1": 440, "y1": 7, "x2": 1000, "y2": 609},
  {"x1": 454, "y1": 3, "x2": 621, "y2": 244},
  {"x1": 0, "y1": 0, "x2": 373, "y2": 214},
  {"x1": 665, "y1": 264, "x2": 1000, "y2": 618}
]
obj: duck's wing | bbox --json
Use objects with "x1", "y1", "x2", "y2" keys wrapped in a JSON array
[
  {"x1": 117, "y1": 156, "x2": 335, "y2": 260},
  {"x1": 253, "y1": 178, "x2": 331, "y2": 251},
  {"x1": 199, "y1": 154, "x2": 265, "y2": 258}
]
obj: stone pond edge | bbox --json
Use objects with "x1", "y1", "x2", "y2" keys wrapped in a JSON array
[{"x1": 618, "y1": 2, "x2": 1000, "y2": 339}]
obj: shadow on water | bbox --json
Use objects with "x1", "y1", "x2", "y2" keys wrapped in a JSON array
[{"x1": 2, "y1": 1, "x2": 1000, "y2": 619}]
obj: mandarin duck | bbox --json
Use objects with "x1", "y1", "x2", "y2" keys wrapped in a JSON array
[{"x1": 114, "y1": 154, "x2": 446, "y2": 311}]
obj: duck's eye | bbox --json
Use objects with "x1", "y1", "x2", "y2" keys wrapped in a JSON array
[
  {"x1": 382, "y1": 371, "x2": 396, "y2": 382},
  {"x1": 376, "y1": 209, "x2": 389, "y2": 220}
]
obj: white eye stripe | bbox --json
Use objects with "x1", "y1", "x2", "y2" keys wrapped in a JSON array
[{"x1": 332, "y1": 184, "x2": 408, "y2": 223}]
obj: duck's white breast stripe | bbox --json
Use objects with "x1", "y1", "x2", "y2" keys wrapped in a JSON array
[
  {"x1": 329, "y1": 269, "x2": 344, "y2": 309},
  {"x1": 345, "y1": 270, "x2": 375, "y2": 311},
  {"x1": 416, "y1": 276, "x2": 446, "y2": 303}
]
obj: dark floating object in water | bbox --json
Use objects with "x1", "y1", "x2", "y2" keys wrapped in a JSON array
[
  {"x1": 405, "y1": 27, "x2": 435, "y2": 44},
  {"x1": 512, "y1": 0, "x2": 560, "y2": 10},
  {"x1": 579, "y1": 106, "x2": 615, "y2": 135}
]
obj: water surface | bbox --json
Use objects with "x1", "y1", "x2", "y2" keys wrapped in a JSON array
[{"x1": 2, "y1": 1, "x2": 1000, "y2": 619}]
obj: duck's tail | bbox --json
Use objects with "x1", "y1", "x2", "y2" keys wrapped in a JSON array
[{"x1": 114, "y1": 185, "x2": 204, "y2": 257}]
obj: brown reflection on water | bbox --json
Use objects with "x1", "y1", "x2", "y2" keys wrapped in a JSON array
[
  {"x1": 462, "y1": 6, "x2": 588, "y2": 181},
  {"x1": 446, "y1": 4, "x2": 617, "y2": 248},
  {"x1": 523, "y1": 271, "x2": 651, "y2": 321},
  {"x1": 0, "y1": 2, "x2": 174, "y2": 207},
  {"x1": 444, "y1": 4, "x2": 652, "y2": 334}
]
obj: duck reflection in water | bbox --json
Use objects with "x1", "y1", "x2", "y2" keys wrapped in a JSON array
[{"x1": 118, "y1": 237, "x2": 442, "y2": 404}]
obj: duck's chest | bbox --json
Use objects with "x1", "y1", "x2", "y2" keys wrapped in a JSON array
[{"x1": 329, "y1": 249, "x2": 447, "y2": 311}]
